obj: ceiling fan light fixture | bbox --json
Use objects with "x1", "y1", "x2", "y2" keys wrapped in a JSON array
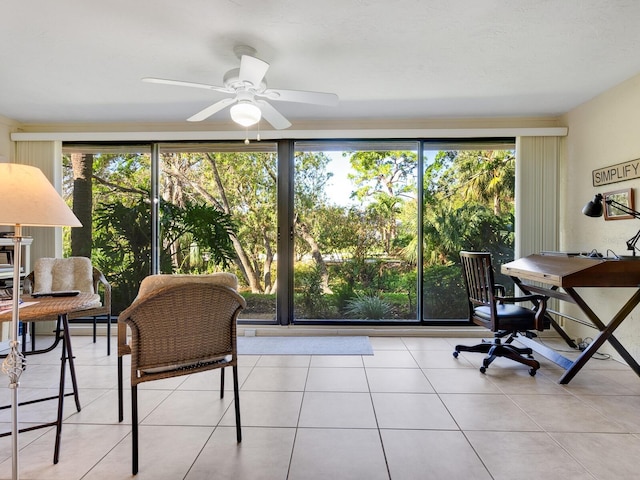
[{"x1": 230, "y1": 101, "x2": 261, "y2": 127}]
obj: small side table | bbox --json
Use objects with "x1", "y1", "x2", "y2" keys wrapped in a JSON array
[{"x1": 0, "y1": 293, "x2": 101, "y2": 463}]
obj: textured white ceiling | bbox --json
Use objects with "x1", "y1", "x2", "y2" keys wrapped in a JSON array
[{"x1": 2, "y1": 0, "x2": 640, "y2": 127}]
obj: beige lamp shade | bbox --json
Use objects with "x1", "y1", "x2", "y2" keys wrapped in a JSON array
[{"x1": 0, "y1": 163, "x2": 81, "y2": 227}]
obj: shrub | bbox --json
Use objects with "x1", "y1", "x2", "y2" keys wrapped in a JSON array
[
  {"x1": 295, "y1": 263, "x2": 333, "y2": 318},
  {"x1": 344, "y1": 294, "x2": 392, "y2": 320},
  {"x1": 422, "y1": 263, "x2": 467, "y2": 318}
]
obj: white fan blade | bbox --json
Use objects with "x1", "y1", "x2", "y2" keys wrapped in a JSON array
[
  {"x1": 142, "y1": 77, "x2": 231, "y2": 94},
  {"x1": 187, "y1": 98, "x2": 237, "y2": 122},
  {"x1": 261, "y1": 88, "x2": 338, "y2": 106},
  {"x1": 256, "y1": 100, "x2": 292, "y2": 130},
  {"x1": 238, "y1": 55, "x2": 269, "y2": 87}
]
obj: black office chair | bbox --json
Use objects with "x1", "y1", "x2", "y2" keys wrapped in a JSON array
[{"x1": 453, "y1": 251, "x2": 548, "y2": 376}]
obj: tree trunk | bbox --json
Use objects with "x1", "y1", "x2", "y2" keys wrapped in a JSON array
[
  {"x1": 262, "y1": 227, "x2": 274, "y2": 291},
  {"x1": 295, "y1": 215, "x2": 331, "y2": 293},
  {"x1": 206, "y1": 155, "x2": 264, "y2": 293},
  {"x1": 162, "y1": 156, "x2": 186, "y2": 270},
  {"x1": 70, "y1": 153, "x2": 93, "y2": 257},
  {"x1": 231, "y1": 234, "x2": 263, "y2": 292},
  {"x1": 163, "y1": 154, "x2": 266, "y2": 293}
]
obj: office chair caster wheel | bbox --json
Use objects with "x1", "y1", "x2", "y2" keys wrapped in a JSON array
[
  {"x1": 529, "y1": 368, "x2": 537, "y2": 376},
  {"x1": 453, "y1": 351, "x2": 459, "y2": 358},
  {"x1": 479, "y1": 366, "x2": 486, "y2": 374}
]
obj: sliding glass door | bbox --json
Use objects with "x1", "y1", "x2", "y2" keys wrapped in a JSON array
[
  {"x1": 158, "y1": 143, "x2": 278, "y2": 322},
  {"x1": 62, "y1": 138, "x2": 515, "y2": 324},
  {"x1": 421, "y1": 142, "x2": 516, "y2": 321},
  {"x1": 292, "y1": 141, "x2": 419, "y2": 323},
  {"x1": 62, "y1": 144, "x2": 152, "y2": 314}
]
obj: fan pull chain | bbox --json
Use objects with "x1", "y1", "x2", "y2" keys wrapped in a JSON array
[{"x1": 244, "y1": 123, "x2": 261, "y2": 144}]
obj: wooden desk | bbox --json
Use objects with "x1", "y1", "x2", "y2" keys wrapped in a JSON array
[
  {"x1": 502, "y1": 254, "x2": 640, "y2": 384},
  {"x1": 0, "y1": 293, "x2": 101, "y2": 463}
]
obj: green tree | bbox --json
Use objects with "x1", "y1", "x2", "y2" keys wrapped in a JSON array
[
  {"x1": 458, "y1": 150, "x2": 515, "y2": 215},
  {"x1": 419, "y1": 149, "x2": 515, "y2": 263},
  {"x1": 94, "y1": 196, "x2": 236, "y2": 312},
  {"x1": 158, "y1": 151, "x2": 276, "y2": 293},
  {"x1": 294, "y1": 151, "x2": 335, "y2": 292},
  {"x1": 348, "y1": 151, "x2": 417, "y2": 254}
]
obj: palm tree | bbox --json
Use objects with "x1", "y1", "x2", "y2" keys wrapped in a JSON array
[{"x1": 455, "y1": 150, "x2": 515, "y2": 215}]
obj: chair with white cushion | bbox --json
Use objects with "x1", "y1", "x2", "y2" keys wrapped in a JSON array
[{"x1": 24, "y1": 257, "x2": 112, "y2": 353}]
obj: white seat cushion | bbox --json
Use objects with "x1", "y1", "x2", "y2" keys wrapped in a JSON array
[{"x1": 34, "y1": 257, "x2": 94, "y2": 294}]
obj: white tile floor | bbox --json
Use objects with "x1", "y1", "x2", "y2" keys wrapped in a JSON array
[{"x1": 0, "y1": 334, "x2": 639, "y2": 479}]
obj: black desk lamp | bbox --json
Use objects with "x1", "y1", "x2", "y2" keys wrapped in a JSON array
[{"x1": 583, "y1": 193, "x2": 640, "y2": 256}]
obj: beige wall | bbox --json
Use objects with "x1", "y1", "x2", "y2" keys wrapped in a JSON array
[
  {"x1": 0, "y1": 115, "x2": 19, "y2": 238},
  {"x1": 561, "y1": 73, "x2": 640, "y2": 361},
  {"x1": 0, "y1": 114, "x2": 18, "y2": 163}
]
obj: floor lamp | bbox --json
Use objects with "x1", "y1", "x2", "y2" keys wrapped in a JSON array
[{"x1": 0, "y1": 163, "x2": 81, "y2": 480}]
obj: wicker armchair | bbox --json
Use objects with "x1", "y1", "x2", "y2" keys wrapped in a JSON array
[
  {"x1": 117, "y1": 274, "x2": 246, "y2": 475},
  {"x1": 23, "y1": 257, "x2": 112, "y2": 354}
]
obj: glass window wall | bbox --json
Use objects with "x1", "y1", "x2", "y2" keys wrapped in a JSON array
[{"x1": 61, "y1": 138, "x2": 515, "y2": 324}]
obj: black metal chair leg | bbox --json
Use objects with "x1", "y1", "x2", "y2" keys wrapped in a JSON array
[
  {"x1": 21, "y1": 323, "x2": 26, "y2": 354},
  {"x1": 132, "y1": 385, "x2": 139, "y2": 475},
  {"x1": 30, "y1": 321, "x2": 36, "y2": 351},
  {"x1": 220, "y1": 367, "x2": 225, "y2": 399},
  {"x1": 233, "y1": 365, "x2": 241, "y2": 443},
  {"x1": 118, "y1": 356, "x2": 124, "y2": 422},
  {"x1": 107, "y1": 313, "x2": 112, "y2": 355}
]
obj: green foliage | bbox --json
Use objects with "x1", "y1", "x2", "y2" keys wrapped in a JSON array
[
  {"x1": 93, "y1": 196, "x2": 152, "y2": 312},
  {"x1": 294, "y1": 151, "x2": 333, "y2": 209},
  {"x1": 422, "y1": 263, "x2": 468, "y2": 319},
  {"x1": 327, "y1": 280, "x2": 358, "y2": 316},
  {"x1": 347, "y1": 150, "x2": 418, "y2": 255},
  {"x1": 239, "y1": 292, "x2": 276, "y2": 318},
  {"x1": 334, "y1": 257, "x2": 382, "y2": 293},
  {"x1": 421, "y1": 202, "x2": 514, "y2": 266},
  {"x1": 348, "y1": 150, "x2": 417, "y2": 201},
  {"x1": 344, "y1": 294, "x2": 392, "y2": 320},
  {"x1": 202, "y1": 151, "x2": 278, "y2": 292},
  {"x1": 93, "y1": 194, "x2": 236, "y2": 313},
  {"x1": 294, "y1": 263, "x2": 334, "y2": 318},
  {"x1": 161, "y1": 200, "x2": 236, "y2": 271},
  {"x1": 63, "y1": 145, "x2": 516, "y2": 322}
]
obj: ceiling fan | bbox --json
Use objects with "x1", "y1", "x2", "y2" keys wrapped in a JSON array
[{"x1": 142, "y1": 46, "x2": 339, "y2": 130}]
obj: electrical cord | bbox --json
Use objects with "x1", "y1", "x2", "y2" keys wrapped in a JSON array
[
  {"x1": 578, "y1": 337, "x2": 611, "y2": 360},
  {"x1": 577, "y1": 337, "x2": 591, "y2": 351},
  {"x1": 536, "y1": 336, "x2": 611, "y2": 360}
]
